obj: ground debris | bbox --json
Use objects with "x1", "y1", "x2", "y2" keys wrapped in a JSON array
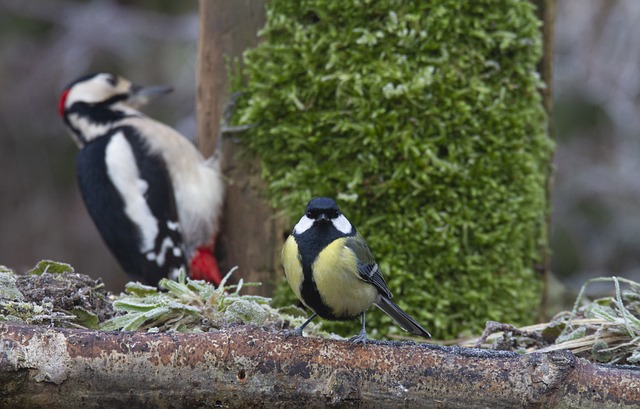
[
  {"x1": 0, "y1": 261, "x2": 327, "y2": 337},
  {"x1": 462, "y1": 276, "x2": 640, "y2": 365},
  {"x1": 0, "y1": 261, "x2": 114, "y2": 328},
  {"x1": 16, "y1": 270, "x2": 113, "y2": 322}
]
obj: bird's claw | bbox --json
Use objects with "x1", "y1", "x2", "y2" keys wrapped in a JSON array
[
  {"x1": 348, "y1": 329, "x2": 368, "y2": 345},
  {"x1": 282, "y1": 326, "x2": 304, "y2": 338}
]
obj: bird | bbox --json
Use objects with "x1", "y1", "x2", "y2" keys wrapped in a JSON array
[
  {"x1": 281, "y1": 197, "x2": 431, "y2": 343},
  {"x1": 59, "y1": 73, "x2": 224, "y2": 286}
]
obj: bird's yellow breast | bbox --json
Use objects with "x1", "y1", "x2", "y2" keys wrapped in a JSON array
[
  {"x1": 312, "y1": 238, "x2": 378, "y2": 318},
  {"x1": 282, "y1": 235, "x2": 304, "y2": 302}
]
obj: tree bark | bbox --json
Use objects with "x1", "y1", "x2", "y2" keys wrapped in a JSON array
[
  {"x1": 531, "y1": 0, "x2": 556, "y2": 320},
  {"x1": 1, "y1": 323, "x2": 639, "y2": 408},
  {"x1": 196, "y1": 0, "x2": 283, "y2": 295},
  {"x1": 196, "y1": 0, "x2": 266, "y2": 157},
  {"x1": 533, "y1": 0, "x2": 556, "y2": 116}
]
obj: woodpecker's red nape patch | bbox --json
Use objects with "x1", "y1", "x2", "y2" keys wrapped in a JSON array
[
  {"x1": 58, "y1": 89, "x2": 70, "y2": 117},
  {"x1": 190, "y1": 246, "x2": 222, "y2": 285}
]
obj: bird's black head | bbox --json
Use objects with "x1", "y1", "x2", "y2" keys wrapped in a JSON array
[
  {"x1": 293, "y1": 197, "x2": 353, "y2": 236},
  {"x1": 305, "y1": 197, "x2": 340, "y2": 223}
]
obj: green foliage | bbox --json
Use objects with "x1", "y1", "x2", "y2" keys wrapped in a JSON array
[
  {"x1": 233, "y1": 0, "x2": 553, "y2": 338},
  {"x1": 27, "y1": 260, "x2": 75, "y2": 276},
  {"x1": 101, "y1": 269, "x2": 326, "y2": 336},
  {"x1": 0, "y1": 261, "x2": 329, "y2": 337}
]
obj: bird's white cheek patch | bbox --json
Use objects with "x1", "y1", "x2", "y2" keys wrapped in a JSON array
[
  {"x1": 332, "y1": 215, "x2": 353, "y2": 235},
  {"x1": 293, "y1": 215, "x2": 314, "y2": 235},
  {"x1": 69, "y1": 113, "x2": 111, "y2": 143},
  {"x1": 105, "y1": 132, "x2": 158, "y2": 253}
]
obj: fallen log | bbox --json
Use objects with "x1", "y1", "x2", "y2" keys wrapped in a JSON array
[{"x1": 0, "y1": 323, "x2": 639, "y2": 408}]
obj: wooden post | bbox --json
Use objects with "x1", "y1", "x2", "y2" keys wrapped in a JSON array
[
  {"x1": 532, "y1": 0, "x2": 556, "y2": 320},
  {"x1": 196, "y1": 1, "x2": 282, "y2": 295},
  {"x1": 534, "y1": 0, "x2": 556, "y2": 116}
]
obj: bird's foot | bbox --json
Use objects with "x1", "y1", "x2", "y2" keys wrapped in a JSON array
[
  {"x1": 348, "y1": 329, "x2": 368, "y2": 345},
  {"x1": 282, "y1": 326, "x2": 304, "y2": 338}
]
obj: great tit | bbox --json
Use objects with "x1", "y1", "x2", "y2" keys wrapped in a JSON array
[{"x1": 281, "y1": 197, "x2": 431, "y2": 343}]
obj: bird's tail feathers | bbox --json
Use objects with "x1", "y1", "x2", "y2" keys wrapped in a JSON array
[{"x1": 375, "y1": 297, "x2": 431, "y2": 338}]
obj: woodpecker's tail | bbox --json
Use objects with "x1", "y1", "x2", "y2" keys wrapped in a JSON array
[{"x1": 375, "y1": 296, "x2": 431, "y2": 338}]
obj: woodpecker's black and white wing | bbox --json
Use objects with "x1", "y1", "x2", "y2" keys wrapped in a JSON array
[{"x1": 77, "y1": 125, "x2": 187, "y2": 284}]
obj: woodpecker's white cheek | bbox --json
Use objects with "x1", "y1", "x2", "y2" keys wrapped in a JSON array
[
  {"x1": 69, "y1": 113, "x2": 111, "y2": 143},
  {"x1": 105, "y1": 132, "x2": 159, "y2": 253},
  {"x1": 293, "y1": 215, "x2": 314, "y2": 235},
  {"x1": 333, "y1": 214, "x2": 353, "y2": 235}
]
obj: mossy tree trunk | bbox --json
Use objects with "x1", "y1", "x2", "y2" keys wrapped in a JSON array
[{"x1": 214, "y1": 0, "x2": 556, "y2": 338}]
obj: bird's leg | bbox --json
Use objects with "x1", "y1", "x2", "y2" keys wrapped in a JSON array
[
  {"x1": 348, "y1": 312, "x2": 368, "y2": 345},
  {"x1": 288, "y1": 313, "x2": 317, "y2": 337}
]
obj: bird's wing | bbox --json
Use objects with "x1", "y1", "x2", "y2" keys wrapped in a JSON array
[
  {"x1": 123, "y1": 128, "x2": 188, "y2": 282},
  {"x1": 78, "y1": 127, "x2": 188, "y2": 285},
  {"x1": 345, "y1": 233, "x2": 393, "y2": 299},
  {"x1": 281, "y1": 235, "x2": 304, "y2": 303}
]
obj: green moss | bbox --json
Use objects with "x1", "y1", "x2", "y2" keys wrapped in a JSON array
[
  {"x1": 224, "y1": 298, "x2": 268, "y2": 326},
  {"x1": 0, "y1": 268, "x2": 23, "y2": 301},
  {"x1": 27, "y1": 260, "x2": 75, "y2": 276},
  {"x1": 233, "y1": 0, "x2": 553, "y2": 338}
]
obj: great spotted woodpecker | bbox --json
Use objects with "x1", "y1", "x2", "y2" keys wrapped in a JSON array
[{"x1": 59, "y1": 73, "x2": 223, "y2": 285}]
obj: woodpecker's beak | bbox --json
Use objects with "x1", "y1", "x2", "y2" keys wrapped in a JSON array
[{"x1": 128, "y1": 84, "x2": 173, "y2": 107}]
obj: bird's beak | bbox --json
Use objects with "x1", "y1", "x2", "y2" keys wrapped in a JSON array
[
  {"x1": 128, "y1": 84, "x2": 173, "y2": 108},
  {"x1": 316, "y1": 213, "x2": 330, "y2": 222}
]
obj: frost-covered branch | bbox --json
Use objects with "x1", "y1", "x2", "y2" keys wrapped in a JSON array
[{"x1": 1, "y1": 323, "x2": 639, "y2": 408}]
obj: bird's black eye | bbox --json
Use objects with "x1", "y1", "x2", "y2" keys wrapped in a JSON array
[
  {"x1": 306, "y1": 211, "x2": 312, "y2": 218},
  {"x1": 106, "y1": 74, "x2": 118, "y2": 86}
]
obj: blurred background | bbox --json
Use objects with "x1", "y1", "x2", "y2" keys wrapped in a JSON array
[
  {"x1": 1, "y1": 0, "x2": 639, "y2": 312},
  {"x1": 550, "y1": 1, "x2": 640, "y2": 291},
  {"x1": 0, "y1": 0, "x2": 199, "y2": 290}
]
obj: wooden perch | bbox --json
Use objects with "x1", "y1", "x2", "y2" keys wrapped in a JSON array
[{"x1": 1, "y1": 323, "x2": 639, "y2": 408}]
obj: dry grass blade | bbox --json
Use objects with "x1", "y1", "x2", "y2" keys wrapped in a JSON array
[{"x1": 462, "y1": 276, "x2": 640, "y2": 364}]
